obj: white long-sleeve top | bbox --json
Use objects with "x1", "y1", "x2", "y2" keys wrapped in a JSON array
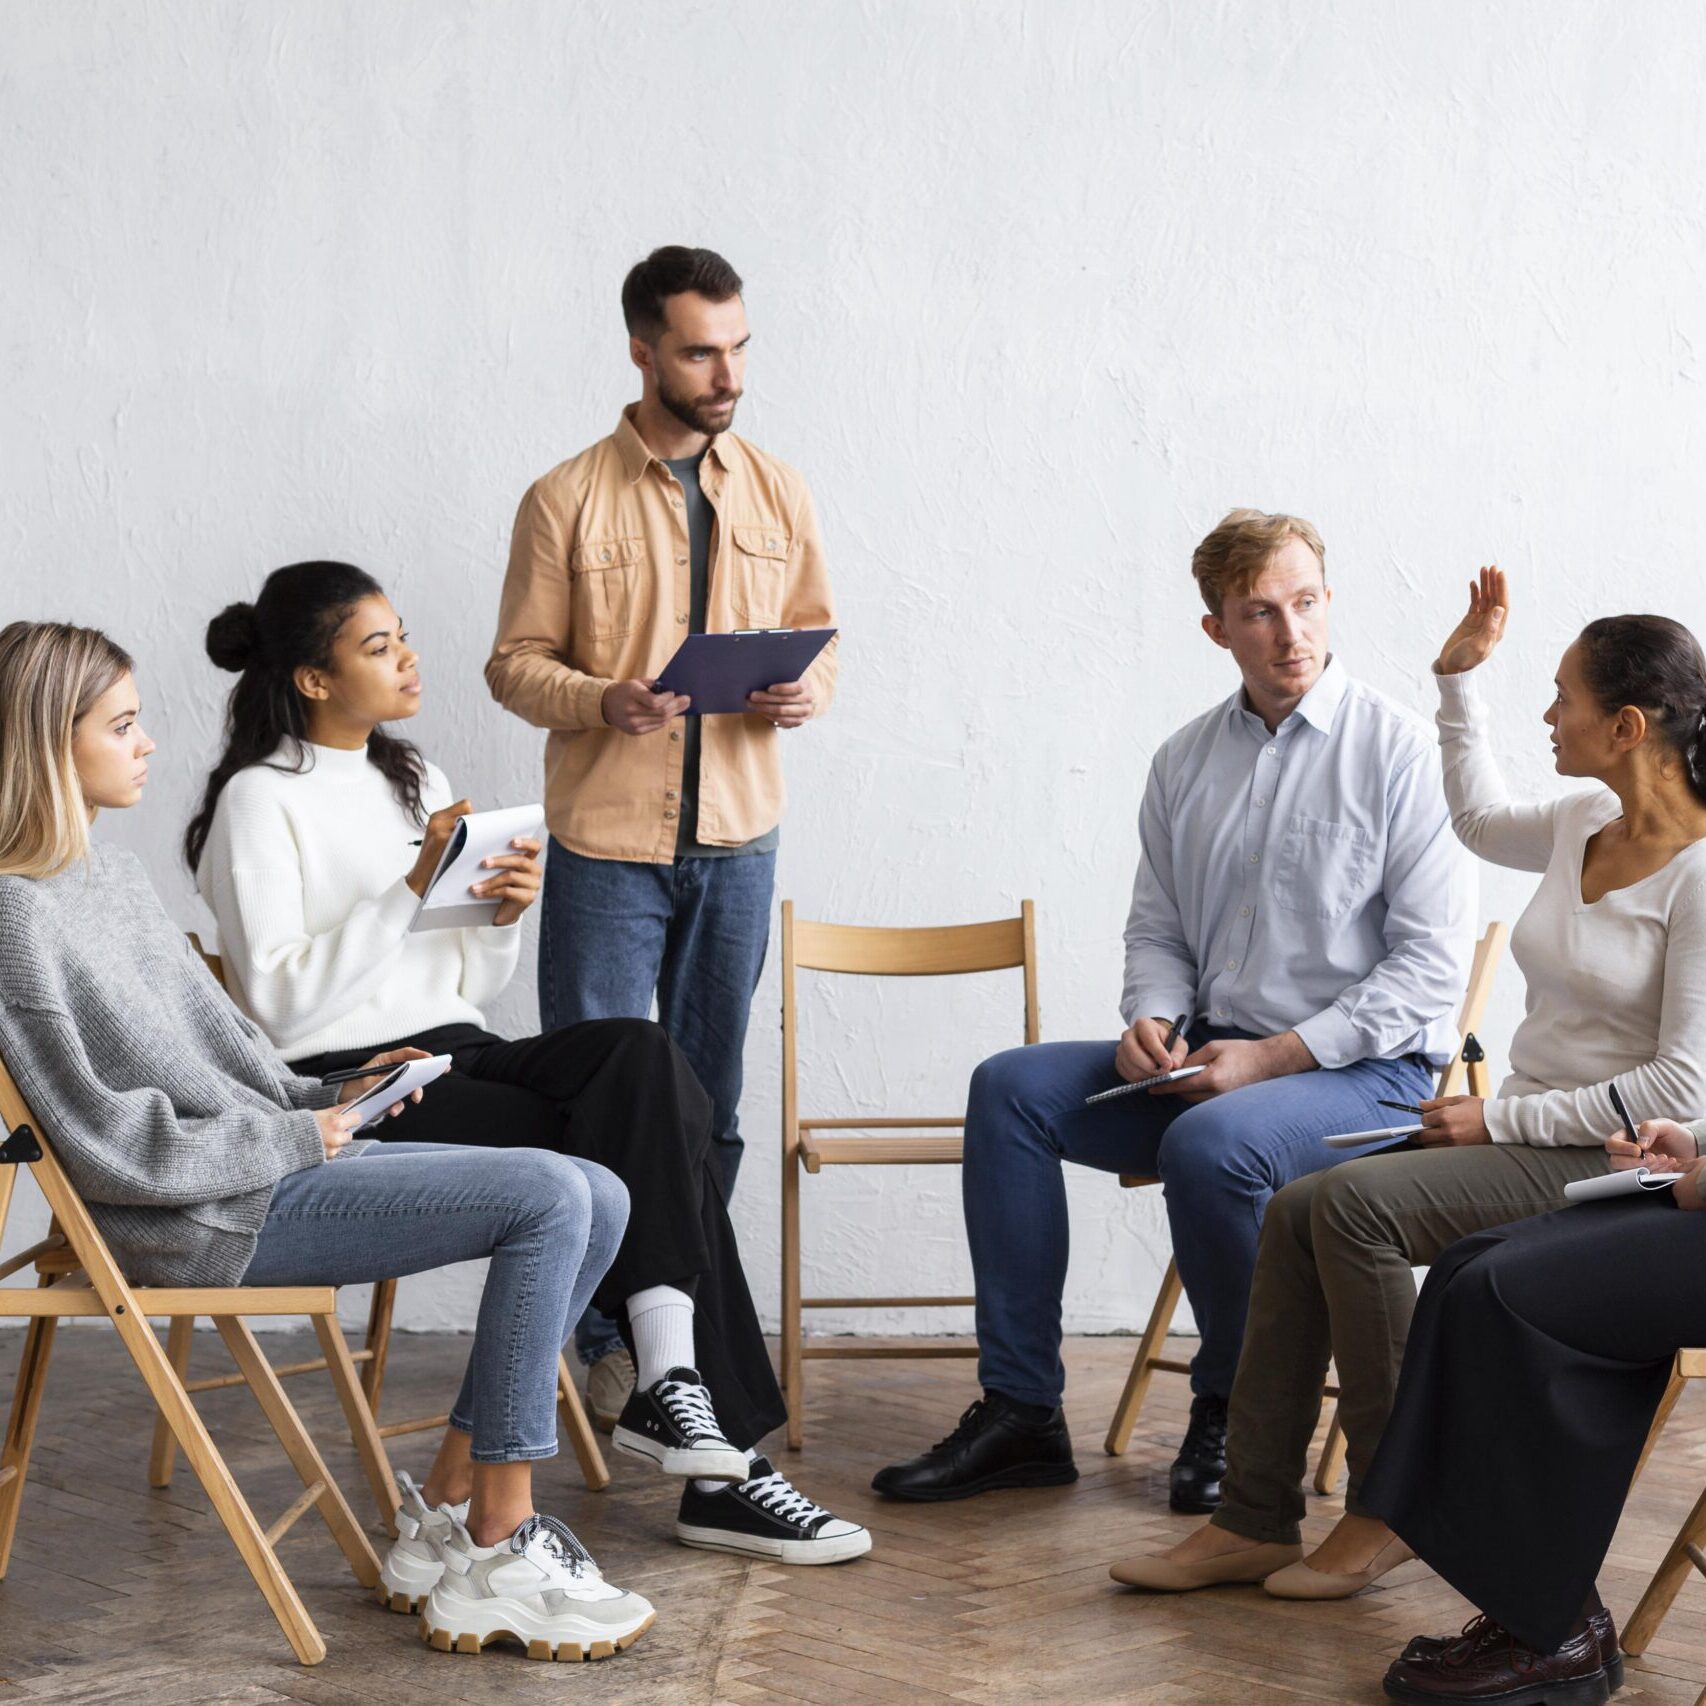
[
  {"x1": 1436, "y1": 666, "x2": 1706, "y2": 1145},
  {"x1": 196, "y1": 741, "x2": 521, "y2": 1060}
]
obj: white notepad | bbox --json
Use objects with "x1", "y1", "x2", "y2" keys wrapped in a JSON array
[
  {"x1": 1321, "y1": 1125, "x2": 1423, "y2": 1149},
  {"x1": 341, "y1": 1054, "x2": 452, "y2": 1130},
  {"x1": 1563, "y1": 1168, "x2": 1681, "y2": 1205},
  {"x1": 409, "y1": 804, "x2": 544, "y2": 932}
]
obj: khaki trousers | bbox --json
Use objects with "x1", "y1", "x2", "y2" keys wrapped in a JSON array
[{"x1": 1211, "y1": 1141, "x2": 1609, "y2": 1544}]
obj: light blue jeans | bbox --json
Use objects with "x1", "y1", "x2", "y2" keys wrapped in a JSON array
[
  {"x1": 243, "y1": 1143, "x2": 628, "y2": 1463},
  {"x1": 538, "y1": 840, "x2": 775, "y2": 1365}
]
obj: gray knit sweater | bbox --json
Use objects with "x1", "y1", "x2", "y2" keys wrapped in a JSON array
[{"x1": 0, "y1": 847, "x2": 337, "y2": 1285}]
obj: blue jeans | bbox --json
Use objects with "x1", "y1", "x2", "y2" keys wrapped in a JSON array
[
  {"x1": 961, "y1": 1031, "x2": 1433, "y2": 1408},
  {"x1": 243, "y1": 1143, "x2": 628, "y2": 1462},
  {"x1": 539, "y1": 840, "x2": 775, "y2": 1364}
]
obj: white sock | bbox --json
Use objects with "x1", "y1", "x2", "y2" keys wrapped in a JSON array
[
  {"x1": 695, "y1": 1451, "x2": 755, "y2": 1495},
  {"x1": 627, "y1": 1284, "x2": 696, "y2": 1389}
]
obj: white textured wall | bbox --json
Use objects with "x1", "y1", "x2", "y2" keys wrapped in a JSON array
[{"x1": 6, "y1": 2, "x2": 1706, "y2": 1346}]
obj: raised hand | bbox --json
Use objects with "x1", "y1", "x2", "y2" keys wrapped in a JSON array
[{"x1": 1436, "y1": 565, "x2": 1509, "y2": 677}]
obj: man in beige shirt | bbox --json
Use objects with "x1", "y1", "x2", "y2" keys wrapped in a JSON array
[{"x1": 487, "y1": 245, "x2": 837, "y2": 1417}]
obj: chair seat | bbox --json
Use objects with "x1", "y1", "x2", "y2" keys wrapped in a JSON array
[{"x1": 798, "y1": 1127, "x2": 965, "y2": 1172}]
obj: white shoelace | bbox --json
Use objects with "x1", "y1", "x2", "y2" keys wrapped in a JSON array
[
  {"x1": 512, "y1": 1513, "x2": 596, "y2": 1580},
  {"x1": 743, "y1": 1467, "x2": 829, "y2": 1527},
  {"x1": 659, "y1": 1376, "x2": 726, "y2": 1442}
]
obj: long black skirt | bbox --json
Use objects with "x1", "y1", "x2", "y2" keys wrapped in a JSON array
[
  {"x1": 296, "y1": 1017, "x2": 787, "y2": 1450},
  {"x1": 1361, "y1": 1193, "x2": 1705, "y2": 1653}
]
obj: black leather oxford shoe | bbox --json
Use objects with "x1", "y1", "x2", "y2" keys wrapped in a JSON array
[
  {"x1": 1169, "y1": 1392, "x2": 1229, "y2": 1514},
  {"x1": 871, "y1": 1393, "x2": 1079, "y2": 1502}
]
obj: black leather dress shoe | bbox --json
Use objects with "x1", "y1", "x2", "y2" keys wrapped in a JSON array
[
  {"x1": 1383, "y1": 1614, "x2": 1612, "y2": 1703},
  {"x1": 1169, "y1": 1393, "x2": 1228, "y2": 1514},
  {"x1": 1400, "y1": 1606, "x2": 1622, "y2": 1694},
  {"x1": 871, "y1": 1393, "x2": 1079, "y2": 1502}
]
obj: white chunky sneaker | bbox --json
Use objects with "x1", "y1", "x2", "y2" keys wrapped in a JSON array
[
  {"x1": 611, "y1": 1365, "x2": 749, "y2": 1481},
  {"x1": 421, "y1": 1512, "x2": 654, "y2": 1662},
  {"x1": 676, "y1": 1456, "x2": 873, "y2": 1564},
  {"x1": 377, "y1": 1471, "x2": 467, "y2": 1614}
]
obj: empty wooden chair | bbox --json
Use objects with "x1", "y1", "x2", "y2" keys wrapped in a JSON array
[{"x1": 780, "y1": 900, "x2": 1040, "y2": 1448}]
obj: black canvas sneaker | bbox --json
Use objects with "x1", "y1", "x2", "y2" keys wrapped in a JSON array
[
  {"x1": 611, "y1": 1365, "x2": 749, "y2": 1481},
  {"x1": 675, "y1": 1456, "x2": 872, "y2": 1564}
]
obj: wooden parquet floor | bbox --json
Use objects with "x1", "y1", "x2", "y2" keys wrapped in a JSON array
[{"x1": 3, "y1": 1329, "x2": 1706, "y2": 1704}]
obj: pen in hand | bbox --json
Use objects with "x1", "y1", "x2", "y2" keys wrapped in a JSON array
[
  {"x1": 1378, "y1": 1099, "x2": 1426, "y2": 1117},
  {"x1": 1162, "y1": 1013, "x2": 1187, "y2": 1055}
]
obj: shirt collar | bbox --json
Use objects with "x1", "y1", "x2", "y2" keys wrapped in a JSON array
[
  {"x1": 614, "y1": 403, "x2": 732, "y2": 485},
  {"x1": 1226, "y1": 654, "x2": 1348, "y2": 739}
]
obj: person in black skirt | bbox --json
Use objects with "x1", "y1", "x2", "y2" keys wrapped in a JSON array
[{"x1": 1363, "y1": 1117, "x2": 1706, "y2": 1702}]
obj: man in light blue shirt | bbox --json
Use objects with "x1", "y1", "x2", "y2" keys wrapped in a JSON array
[{"x1": 872, "y1": 509, "x2": 1474, "y2": 1511}]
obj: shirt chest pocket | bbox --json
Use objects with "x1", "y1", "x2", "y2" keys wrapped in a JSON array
[
  {"x1": 1271, "y1": 814, "x2": 1377, "y2": 919},
  {"x1": 728, "y1": 524, "x2": 790, "y2": 624},
  {"x1": 570, "y1": 536, "x2": 651, "y2": 642}
]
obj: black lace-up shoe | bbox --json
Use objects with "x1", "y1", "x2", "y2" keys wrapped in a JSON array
[
  {"x1": 1382, "y1": 1612, "x2": 1612, "y2": 1703},
  {"x1": 677, "y1": 1456, "x2": 873, "y2": 1564},
  {"x1": 1169, "y1": 1393, "x2": 1229, "y2": 1513},
  {"x1": 870, "y1": 1392, "x2": 1078, "y2": 1502},
  {"x1": 611, "y1": 1365, "x2": 749, "y2": 1481},
  {"x1": 1401, "y1": 1606, "x2": 1623, "y2": 1694}
]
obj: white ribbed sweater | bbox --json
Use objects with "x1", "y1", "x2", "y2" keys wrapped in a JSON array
[{"x1": 197, "y1": 742, "x2": 521, "y2": 1060}]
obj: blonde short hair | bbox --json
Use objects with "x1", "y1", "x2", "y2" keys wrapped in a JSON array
[
  {"x1": 0, "y1": 621, "x2": 135, "y2": 879},
  {"x1": 1191, "y1": 509, "x2": 1326, "y2": 615}
]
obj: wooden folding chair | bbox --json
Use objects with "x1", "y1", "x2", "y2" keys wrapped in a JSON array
[
  {"x1": 1619, "y1": 1349, "x2": 1706, "y2": 1657},
  {"x1": 0, "y1": 1052, "x2": 387, "y2": 1666},
  {"x1": 150, "y1": 937, "x2": 610, "y2": 1506},
  {"x1": 780, "y1": 900, "x2": 1040, "y2": 1449},
  {"x1": 1103, "y1": 921, "x2": 1510, "y2": 1488}
]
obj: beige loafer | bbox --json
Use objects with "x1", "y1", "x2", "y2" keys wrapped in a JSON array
[
  {"x1": 1109, "y1": 1541, "x2": 1302, "y2": 1592},
  {"x1": 1261, "y1": 1536, "x2": 1415, "y2": 1600}
]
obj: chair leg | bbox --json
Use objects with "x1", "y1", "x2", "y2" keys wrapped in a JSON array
[
  {"x1": 310, "y1": 1314, "x2": 400, "y2": 1531},
  {"x1": 1104, "y1": 1259, "x2": 1184, "y2": 1456},
  {"x1": 214, "y1": 1317, "x2": 380, "y2": 1588},
  {"x1": 363, "y1": 1278, "x2": 397, "y2": 1415},
  {"x1": 1623, "y1": 1477, "x2": 1706, "y2": 1653},
  {"x1": 148, "y1": 1314, "x2": 195, "y2": 1487},
  {"x1": 781, "y1": 1151, "x2": 804, "y2": 1450},
  {"x1": 0, "y1": 1312, "x2": 57, "y2": 1578},
  {"x1": 1313, "y1": 1400, "x2": 1348, "y2": 1495},
  {"x1": 1631, "y1": 1360, "x2": 1688, "y2": 1487},
  {"x1": 556, "y1": 1356, "x2": 611, "y2": 1491}
]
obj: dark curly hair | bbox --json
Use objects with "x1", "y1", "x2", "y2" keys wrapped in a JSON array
[{"x1": 184, "y1": 561, "x2": 426, "y2": 871}]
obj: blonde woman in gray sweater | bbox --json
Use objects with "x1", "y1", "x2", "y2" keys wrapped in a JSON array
[{"x1": 0, "y1": 620, "x2": 651, "y2": 1666}]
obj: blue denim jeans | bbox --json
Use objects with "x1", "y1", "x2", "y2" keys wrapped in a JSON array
[
  {"x1": 961, "y1": 1030, "x2": 1433, "y2": 1409},
  {"x1": 539, "y1": 840, "x2": 775, "y2": 1364},
  {"x1": 243, "y1": 1143, "x2": 628, "y2": 1462}
]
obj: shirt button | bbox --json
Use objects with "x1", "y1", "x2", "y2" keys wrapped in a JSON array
[
  {"x1": 1239, "y1": 906, "x2": 1252, "y2": 918},
  {"x1": 669, "y1": 730, "x2": 681, "y2": 742},
  {"x1": 672, "y1": 496, "x2": 683, "y2": 509},
  {"x1": 1226, "y1": 960, "x2": 1238, "y2": 972},
  {"x1": 676, "y1": 554, "x2": 688, "y2": 566},
  {"x1": 1254, "y1": 797, "x2": 1266, "y2": 807},
  {"x1": 1266, "y1": 744, "x2": 1278, "y2": 756},
  {"x1": 666, "y1": 790, "x2": 678, "y2": 801},
  {"x1": 600, "y1": 548, "x2": 612, "y2": 563},
  {"x1": 676, "y1": 613, "x2": 688, "y2": 625},
  {"x1": 1216, "y1": 1007, "x2": 1228, "y2": 1019},
  {"x1": 767, "y1": 536, "x2": 779, "y2": 550},
  {"x1": 1248, "y1": 853, "x2": 1260, "y2": 864},
  {"x1": 663, "y1": 808, "x2": 678, "y2": 820}
]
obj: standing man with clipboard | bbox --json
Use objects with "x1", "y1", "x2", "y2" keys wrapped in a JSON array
[{"x1": 487, "y1": 246, "x2": 837, "y2": 1428}]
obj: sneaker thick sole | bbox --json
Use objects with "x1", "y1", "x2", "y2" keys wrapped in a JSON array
[
  {"x1": 612, "y1": 1425, "x2": 748, "y2": 1481},
  {"x1": 872, "y1": 1460, "x2": 1079, "y2": 1503},
  {"x1": 420, "y1": 1590, "x2": 654, "y2": 1663},
  {"x1": 377, "y1": 1545, "x2": 447, "y2": 1614},
  {"x1": 675, "y1": 1520, "x2": 873, "y2": 1565}
]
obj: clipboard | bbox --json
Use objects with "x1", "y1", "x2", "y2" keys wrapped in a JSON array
[{"x1": 654, "y1": 628, "x2": 837, "y2": 716}]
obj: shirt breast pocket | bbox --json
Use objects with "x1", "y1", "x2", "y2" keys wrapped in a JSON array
[
  {"x1": 729, "y1": 524, "x2": 790, "y2": 624},
  {"x1": 1271, "y1": 814, "x2": 1376, "y2": 919},
  {"x1": 570, "y1": 536, "x2": 650, "y2": 641}
]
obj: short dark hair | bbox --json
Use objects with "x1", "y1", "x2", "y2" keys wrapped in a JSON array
[{"x1": 621, "y1": 246, "x2": 743, "y2": 341}]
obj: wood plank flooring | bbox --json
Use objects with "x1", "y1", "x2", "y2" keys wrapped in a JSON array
[{"x1": 2, "y1": 1327, "x2": 1704, "y2": 1703}]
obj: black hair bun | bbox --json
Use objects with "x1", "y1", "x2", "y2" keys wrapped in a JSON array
[{"x1": 205, "y1": 601, "x2": 261, "y2": 672}]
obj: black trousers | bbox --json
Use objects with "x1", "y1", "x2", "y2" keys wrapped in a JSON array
[
  {"x1": 1361, "y1": 1194, "x2": 1705, "y2": 1653},
  {"x1": 295, "y1": 1018, "x2": 787, "y2": 1449}
]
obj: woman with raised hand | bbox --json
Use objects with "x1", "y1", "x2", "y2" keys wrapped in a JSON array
[
  {"x1": 0, "y1": 619, "x2": 648, "y2": 1664},
  {"x1": 1108, "y1": 570, "x2": 1706, "y2": 1676},
  {"x1": 187, "y1": 562, "x2": 866, "y2": 1567}
]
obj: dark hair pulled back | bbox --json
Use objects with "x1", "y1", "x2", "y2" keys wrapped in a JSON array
[
  {"x1": 1576, "y1": 614, "x2": 1706, "y2": 806},
  {"x1": 184, "y1": 561, "x2": 426, "y2": 870}
]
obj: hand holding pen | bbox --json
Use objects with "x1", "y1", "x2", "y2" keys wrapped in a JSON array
[
  {"x1": 1113, "y1": 1012, "x2": 1189, "y2": 1085},
  {"x1": 1604, "y1": 1081, "x2": 1700, "y2": 1173}
]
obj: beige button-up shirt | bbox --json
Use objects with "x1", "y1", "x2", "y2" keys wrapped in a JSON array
[{"x1": 486, "y1": 407, "x2": 838, "y2": 864}]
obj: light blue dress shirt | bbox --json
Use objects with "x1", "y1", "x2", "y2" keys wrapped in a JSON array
[{"x1": 1121, "y1": 657, "x2": 1474, "y2": 1069}]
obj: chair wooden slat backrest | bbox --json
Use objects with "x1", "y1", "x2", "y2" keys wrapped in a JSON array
[
  {"x1": 0, "y1": 1050, "x2": 386, "y2": 1666},
  {"x1": 1102, "y1": 920, "x2": 1511, "y2": 1475},
  {"x1": 779, "y1": 899, "x2": 1040, "y2": 1448}
]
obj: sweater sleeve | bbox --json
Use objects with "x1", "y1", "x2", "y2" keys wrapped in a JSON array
[
  {"x1": 459, "y1": 924, "x2": 522, "y2": 1010},
  {"x1": 1435, "y1": 667, "x2": 1563, "y2": 872},
  {"x1": 1485, "y1": 880, "x2": 1706, "y2": 1147},
  {"x1": 0, "y1": 1001, "x2": 324, "y2": 1207},
  {"x1": 201, "y1": 778, "x2": 421, "y2": 1049}
]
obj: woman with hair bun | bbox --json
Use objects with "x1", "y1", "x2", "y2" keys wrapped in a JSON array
[{"x1": 188, "y1": 562, "x2": 867, "y2": 1571}]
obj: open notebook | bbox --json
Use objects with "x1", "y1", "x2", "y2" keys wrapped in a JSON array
[
  {"x1": 409, "y1": 804, "x2": 544, "y2": 932},
  {"x1": 1564, "y1": 1168, "x2": 1681, "y2": 1205}
]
